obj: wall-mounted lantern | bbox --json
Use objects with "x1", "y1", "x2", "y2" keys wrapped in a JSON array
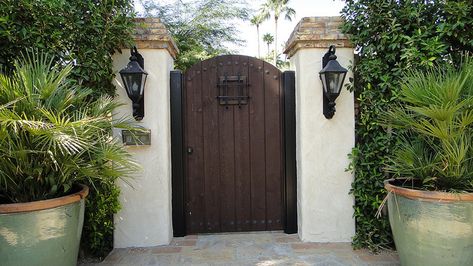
[
  {"x1": 319, "y1": 45, "x2": 348, "y2": 119},
  {"x1": 120, "y1": 46, "x2": 148, "y2": 120}
]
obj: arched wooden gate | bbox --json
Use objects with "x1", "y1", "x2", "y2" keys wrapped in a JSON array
[{"x1": 170, "y1": 55, "x2": 296, "y2": 235}]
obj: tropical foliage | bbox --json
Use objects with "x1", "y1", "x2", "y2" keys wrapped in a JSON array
[
  {"x1": 139, "y1": 0, "x2": 250, "y2": 70},
  {"x1": 250, "y1": 15, "x2": 265, "y2": 58},
  {"x1": 81, "y1": 182, "x2": 122, "y2": 259},
  {"x1": 0, "y1": 1, "x2": 136, "y2": 257},
  {"x1": 384, "y1": 59, "x2": 473, "y2": 192},
  {"x1": 0, "y1": 53, "x2": 139, "y2": 203},
  {"x1": 342, "y1": 0, "x2": 473, "y2": 251},
  {"x1": 263, "y1": 33, "x2": 274, "y2": 55},
  {"x1": 0, "y1": 0, "x2": 135, "y2": 97},
  {"x1": 259, "y1": 0, "x2": 295, "y2": 64}
]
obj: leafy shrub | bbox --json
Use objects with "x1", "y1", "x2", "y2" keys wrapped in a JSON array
[
  {"x1": 341, "y1": 0, "x2": 473, "y2": 251},
  {"x1": 0, "y1": 0, "x2": 136, "y2": 257},
  {"x1": 0, "y1": 0, "x2": 135, "y2": 97},
  {"x1": 81, "y1": 183, "x2": 121, "y2": 259}
]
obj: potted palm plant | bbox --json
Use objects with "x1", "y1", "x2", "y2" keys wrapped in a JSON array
[
  {"x1": 383, "y1": 58, "x2": 473, "y2": 265},
  {"x1": 0, "y1": 53, "x2": 138, "y2": 266}
]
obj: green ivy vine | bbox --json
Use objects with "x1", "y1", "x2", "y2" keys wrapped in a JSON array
[{"x1": 341, "y1": 0, "x2": 473, "y2": 251}]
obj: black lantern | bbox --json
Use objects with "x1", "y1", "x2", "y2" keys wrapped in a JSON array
[
  {"x1": 319, "y1": 45, "x2": 348, "y2": 119},
  {"x1": 120, "y1": 46, "x2": 148, "y2": 120}
]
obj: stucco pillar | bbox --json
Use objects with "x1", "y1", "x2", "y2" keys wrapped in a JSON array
[
  {"x1": 112, "y1": 18, "x2": 178, "y2": 248},
  {"x1": 284, "y1": 17, "x2": 355, "y2": 242}
]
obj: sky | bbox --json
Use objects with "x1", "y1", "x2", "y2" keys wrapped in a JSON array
[{"x1": 134, "y1": 0, "x2": 346, "y2": 57}]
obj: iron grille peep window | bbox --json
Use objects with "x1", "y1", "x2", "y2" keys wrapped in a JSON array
[{"x1": 217, "y1": 75, "x2": 249, "y2": 107}]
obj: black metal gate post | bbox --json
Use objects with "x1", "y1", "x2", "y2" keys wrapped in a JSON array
[
  {"x1": 170, "y1": 70, "x2": 186, "y2": 237},
  {"x1": 283, "y1": 70, "x2": 297, "y2": 234}
]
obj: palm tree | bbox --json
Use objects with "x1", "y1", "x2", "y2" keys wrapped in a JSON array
[
  {"x1": 260, "y1": 0, "x2": 296, "y2": 65},
  {"x1": 263, "y1": 33, "x2": 274, "y2": 55},
  {"x1": 250, "y1": 15, "x2": 265, "y2": 58}
]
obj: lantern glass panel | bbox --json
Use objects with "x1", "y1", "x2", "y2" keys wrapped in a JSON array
[
  {"x1": 327, "y1": 72, "x2": 346, "y2": 95},
  {"x1": 320, "y1": 72, "x2": 346, "y2": 98},
  {"x1": 320, "y1": 72, "x2": 328, "y2": 94},
  {"x1": 121, "y1": 72, "x2": 147, "y2": 102},
  {"x1": 141, "y1": 72, "x2": 147, "y2": 96},
  {"x1": 319, "y1": 61, "x2": 348, "y2": 97}
]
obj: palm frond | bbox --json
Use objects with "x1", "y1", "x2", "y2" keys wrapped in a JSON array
[
  {"x1": 0, "y1": 52, "x2": 139, "y2": 203},
  {"x1": 385, "y1": 56, "x2": 473, "y2": 191}
]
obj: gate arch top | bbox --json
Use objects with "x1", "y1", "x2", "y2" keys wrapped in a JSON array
[
  {"x1": 185, "y1": 54, "x2": 281, "y2": 76},
  {"x1": 184, "y1": 55, "x2": 283, "y2": 110}
]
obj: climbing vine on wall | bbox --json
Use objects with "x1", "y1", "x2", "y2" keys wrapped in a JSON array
[{"x1": 341, "y1": 0, "x2": 473, "y2": 251}]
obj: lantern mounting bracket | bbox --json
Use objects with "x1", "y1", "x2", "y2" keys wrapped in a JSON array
[
  {"x1": 131, "y1": 46, "x2": 145, "y2": 69},
  {"x1": 322, "y1": 45, "x2": 337, "y2": 69}
]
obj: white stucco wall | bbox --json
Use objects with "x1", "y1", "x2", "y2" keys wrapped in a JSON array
[
  {"x1": 112, "y1": 49, "x2": 174, "y2": 248},
  {"x1": 290, "y1": 48, "x2": 355, "y2": 242}
]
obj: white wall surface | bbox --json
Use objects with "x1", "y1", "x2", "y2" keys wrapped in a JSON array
[
  {"x1": 290, "y1": 48, "x2": 355, "y2": 242},
  {"x1": 112, "y1": 49, "x2": 174, "y2": 248},
  {"x1": 111, "y1": 44, "x2": 353, "y2": 246}
]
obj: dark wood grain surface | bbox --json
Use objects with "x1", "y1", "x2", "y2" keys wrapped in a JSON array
[{"x1": 184, "y1": 55, "x2": 284, "y2": 233}]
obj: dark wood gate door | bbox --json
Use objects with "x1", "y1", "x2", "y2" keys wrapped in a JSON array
[{"x1": 183, "y1": 55, "x2": 284, "y2": 233}]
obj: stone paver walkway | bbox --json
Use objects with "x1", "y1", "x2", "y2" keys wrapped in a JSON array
[{"x1": 81, "y1": 232, "x2": 399, "y2": 266}]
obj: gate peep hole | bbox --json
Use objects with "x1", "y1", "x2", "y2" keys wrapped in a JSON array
[{"x1": 217, "y1": 75, "x2": 249, "y2": 108}]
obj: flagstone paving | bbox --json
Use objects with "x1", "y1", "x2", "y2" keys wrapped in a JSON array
[{"x1": 80, "y1": 232, "x2": 399, "y2": 266}]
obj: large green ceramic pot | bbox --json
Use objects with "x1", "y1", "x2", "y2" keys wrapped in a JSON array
[
  {"x1": 385, "y1": 179, "x2": 473, "y2": 266},
  {"x1": 0, "y1": 185, "x2": 89, "y2": 266}
]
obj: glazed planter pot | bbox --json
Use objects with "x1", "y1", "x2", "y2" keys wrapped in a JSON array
[
  {"x1": 0, "y1": 185, "x2": 89, "y2": 266},
  {"x1": 385, "y1": 179, "x2": 473, "y2": 266}
]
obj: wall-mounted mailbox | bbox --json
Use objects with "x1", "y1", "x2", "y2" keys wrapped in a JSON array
[{"x1": 122, "y1": 129, "x2": 151, "y2": 145}]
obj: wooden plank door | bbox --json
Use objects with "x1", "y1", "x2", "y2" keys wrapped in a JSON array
[{"x1": 183, "y1": 55, "x2": 283, "y2": 233}]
